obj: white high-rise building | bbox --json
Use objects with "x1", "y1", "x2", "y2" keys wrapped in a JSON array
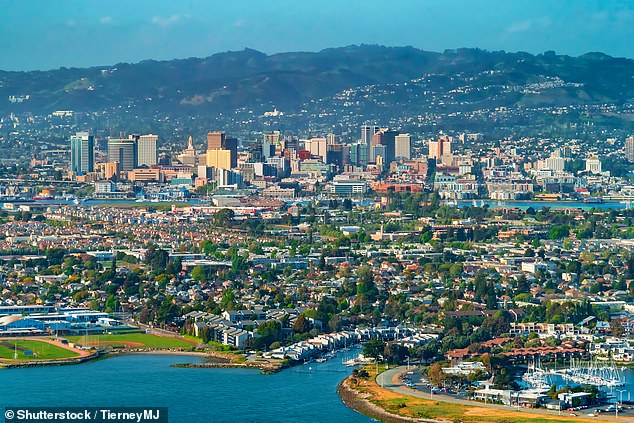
[
  {"x1": 395, "y1": 134, "x2": 411, "y2": 160},
  {"x1": 137, "y1": 134, "x2": 158, "y2": 166},
  {"x1": 545, "y1": 156, "x2": 565, "y2": 172}
]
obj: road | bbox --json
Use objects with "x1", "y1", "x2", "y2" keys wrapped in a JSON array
[{"x1": 376, "y1": 366, "x2": 634, "y2": 422}]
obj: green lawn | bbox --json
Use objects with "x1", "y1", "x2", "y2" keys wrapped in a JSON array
[
  {"x1": 66, "y1": 333, "x2": 195, "y2": 349},
  {"x1": 0, "y1": 340, "x2": 79, "y2": 361}
]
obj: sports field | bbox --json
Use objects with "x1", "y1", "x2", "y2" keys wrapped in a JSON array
[
  {"x1": 66, "y1": 333, "x2": 195, "y2": 349},
  {"x1": 0, "y1": 339, "x2": 79, "y2": 361}
]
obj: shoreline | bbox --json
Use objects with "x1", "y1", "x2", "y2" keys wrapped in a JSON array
[
  {"x1": 0, "y1": 351, "x2": 101, "y2": 369},
  {"x1": 1, "y1": 347, "x2": 288, "y2": 374},
  {"x1": 338, "y1": 377, "x2": 440, "y2": 423},
  {"x1": 336, "y1": 368, "x2": 617, "y2": 423}
]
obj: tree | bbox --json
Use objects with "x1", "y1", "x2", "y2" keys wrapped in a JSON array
[
  {"x1": 214, "y1": 208, "x2": 235, "y2": 226},
  {"x1": 356, "y1": 265, "x2": 378, "y2": 302},
  {"x1": 145, "y1": 246, "x2": 169, "y2": 273},
  {"x1": 156, "y1": 297, "x2": 180, "y2": 324},
  {"x1": 428, "y1": 362, "x2": 446, "y2": 386},
  {"x1": 293, "y1": 315, "x2": 310, "y2": 333},
  {"x1": 362, "y1": 339, "x2": 385, "y2": 360},
  {"x1": 548, "y1": 225, "x2": 570, "y2": 240},
  {"x1": 221, "y1": 288, "x2": 236, "y2": 311},
  {"x1": 610, "y1": 319, "x2": 625, "y2": 338},
  {"x1": 256, "y1": 320, "x2": 283, "y2": 349},
  {"x1": 45, "y1": 248, "x2": 67, "y2": 265},
  {"x1": 383, "y1": 342, "x2": 408, "y2": 364},
  {"x1": 191, "y1": 265, "x2": 208, "y2": 282},
  {"x1": 449, "y1": 263, "x2": 464, "y2": 278},
  {"x1": 200, "y1": 326, "x2": 211, "y2": 343},
  {"x1": 105, "y1": 295, "x2": 119, "y2": 313}
]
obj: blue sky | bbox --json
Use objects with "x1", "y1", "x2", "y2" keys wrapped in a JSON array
[{"x1": 2, "y1": 0, "x2": 633, "y2": 70}]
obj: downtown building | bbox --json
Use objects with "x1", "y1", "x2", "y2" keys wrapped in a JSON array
[
  {"x1": 626, "y1": 136, "x2": 634, "y2": 162},
  {"x1": 107, "y1": 134, "x2": 158, "y2": 172},
  {"x1": 107, "y1": 137, "x2": 138, "y2": 171},
  {"x1": 70, "y1": 132, "x2": 94, "y2": 176}
]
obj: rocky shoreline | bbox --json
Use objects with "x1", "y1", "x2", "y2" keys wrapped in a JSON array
[
  {"x1": 172, "y1": 356, "x2": 291, "y2": 374},
  {"x1": 337, "y1": 376, "x2": 446, "y2": 423},
  {"x1": 0, "y1": 351, "x2": 101, "y2": 369}
]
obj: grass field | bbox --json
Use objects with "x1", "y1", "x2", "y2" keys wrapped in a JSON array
[
  {"x1": 0, "y1": 340, "x2": 79, "y2": 361},
  {"x1": 346, "y1": 366, "x2": 599, "y2": 423},
  {"x1": 66, "y1": 334, "x2": 195, "y2": 350}
]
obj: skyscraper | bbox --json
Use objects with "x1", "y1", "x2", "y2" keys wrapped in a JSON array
[
  {"x1": 207, "y1": 131, "x2": 237, "y2": 168},
  {"x1": 137, "y1": 134, "x2": 158, "y2": 166},
  {"x1": 350, "y1": 143, "x2": 369, "y2": 166},
  {"x1": 108, "y1": 137, "x2": 137, "y2": 171},
  {"x1": 428, "y1": 136, "x2": 452, "y2": 160},
  {"x1": 626, "y1": 136, "x2": 634, "y2": 162},
  {"x1": 70, "y1": 131, "x2": 94, "y2": 175},
  {"x1": 225, "y1": 137, "x2": 238, "y2": 168},
  {"x1": 395, "y1": 134, "x2": 411, "y2": 160},
  {"x1": 206, "y1": 149, "x2": 232, "y2": 170},
  {"x1": 361, "y1": 125, "x2": 379, "y2": 145},
  {"x1": 207, "y1": 131, "x2": 225, "y2": 150},
  {"x1": 305, "y1": 137, "x2": 327, "y2": 161},
  {"x1": 370, "y1": 129, "x2": 398, "y2": 163}
]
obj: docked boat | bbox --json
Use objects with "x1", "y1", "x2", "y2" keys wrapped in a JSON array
[{"x1": 583, "y1": 197, "x2": 604, "y2": 204}]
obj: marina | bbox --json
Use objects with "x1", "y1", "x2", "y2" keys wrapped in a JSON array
[{"x1": 549, "y1": 358, "x2": 626, "y2": 389}]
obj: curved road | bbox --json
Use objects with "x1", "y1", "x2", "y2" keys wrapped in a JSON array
[{"x1": 376, "y1": 366, "x2": 632, "y2": 422}]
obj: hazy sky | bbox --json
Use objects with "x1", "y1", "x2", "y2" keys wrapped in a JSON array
[{"x1": 2, "y1": 0, "x2": 633, "y2": 71}]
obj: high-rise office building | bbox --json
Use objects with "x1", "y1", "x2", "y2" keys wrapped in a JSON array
[
  {"x1": 207, "y1": 131, "x2": 225, "y2": 150},
  {"x1": 207, "y1": 131, "x2": 237, "y2": 168},
  {"x1": 70, "y1": 131, "x2": 94, "y2": 175},
  {"x1": 206, "y1": 149, "x2": 232, "y2": 170},
  {"x1": 371, "y1": 129, "x2": 398, "y2": 163},
  {"x1": 137, "y1": 134, "x2": 158, "y2": 166},
  {"x1": 265, "y1": 131, "x2": 281, "y2": 146},
  {"x1": 428, "y1": 136, "x2": 452, "y2": 160},
  {"x1": 225, "y1": 137, "x2": 238, "y2": 168},
  {"x1": 305, "y1": 137, "x2": 327, "y2": 161},
  {"x1": 626, "y1": 137, "x2": 634, "y2": 162},
  {"x1": 395, "y1": 134, "x2": 411, "y2": 160},
  {"x1": 108, "y1": 137, "x2": 137, "y2": 171},
  {"x1": 350, "y1": 143, "x2": 370, "y2": 166},
  {"x1": 361, "y1": 125, "x2": 379, "y2": 145}
]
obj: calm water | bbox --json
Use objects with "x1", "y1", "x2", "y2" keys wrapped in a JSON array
[
  {"x1": 549, "y1": 370, "x2": 634, "y2": 402},
  {"x1": 457, "y1": 200, "x2": 628, "y2": 210},
  {"x1": 0, "y1": 354, "x2": 371, "y2": 423}
]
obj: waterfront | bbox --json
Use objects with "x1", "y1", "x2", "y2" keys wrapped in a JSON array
[
  {"x1": 0, "y1": 354, "x2": 371, "y2": 423},
  {"x1": 456, "y1": 200, "x2": 629, "y2": 210}
]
